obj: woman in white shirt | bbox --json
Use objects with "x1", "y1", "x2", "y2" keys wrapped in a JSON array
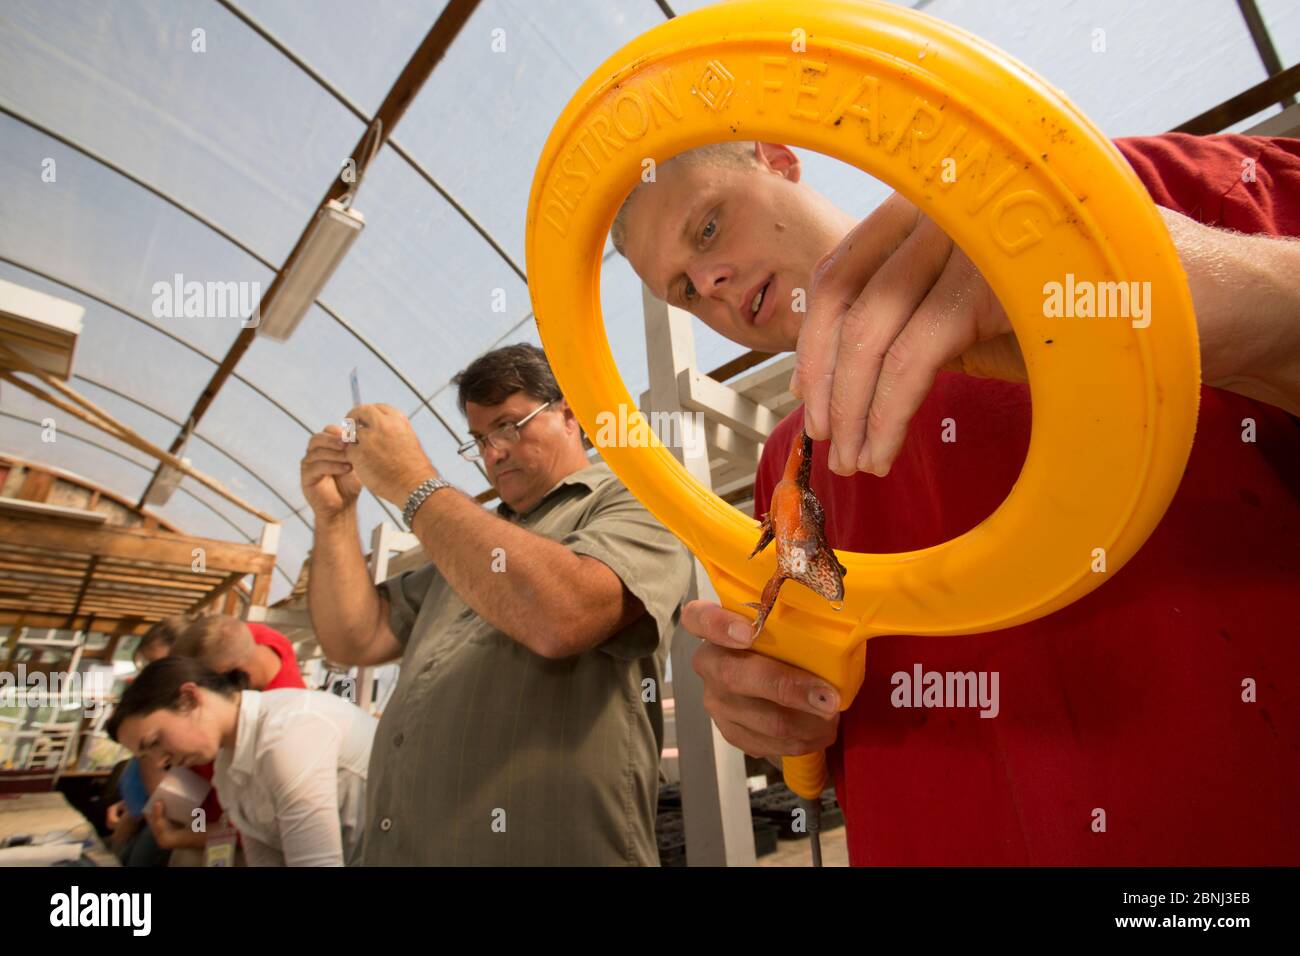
[{"x1": 109, "y1": 656, "x2": 376, "y2": 866}]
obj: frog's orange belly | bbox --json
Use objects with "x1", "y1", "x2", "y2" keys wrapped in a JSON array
[{"x1": 770, "y1": 482, "x2": 807, "y2": 539}]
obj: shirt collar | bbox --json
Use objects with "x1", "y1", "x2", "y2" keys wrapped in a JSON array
[
  {"x1": 228, "y1": 689, "x2": 260, "y2": 778},
  {"x1": 494, "y1": 461, "x2": 608, "y2": 521}
]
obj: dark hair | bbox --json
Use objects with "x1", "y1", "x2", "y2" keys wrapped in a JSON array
[
  {"x1": 451, "y1": 343, "x2": 563, "y2": 416},
  {"x1": 107, "y1": 656, "x2": 249, "y2": 743},
  {"x1": 135, "y1": 614, "x2": 191, "y2": 659}
]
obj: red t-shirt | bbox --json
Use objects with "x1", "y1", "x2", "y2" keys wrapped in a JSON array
[
  {"x1": 247, "y1": 623, "x2": 306, "y2": 691},
  {"x1": 193, "y1": 624, "x2": 304, "y2": 824},
  {"x1": 753, "y1": 134, "x2": 1300, "y2": 865}
]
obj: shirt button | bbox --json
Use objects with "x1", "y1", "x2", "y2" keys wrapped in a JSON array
[
  {"x1": 379, "y1": 818, "x2": 393, "y2": 832},
  {"x1": 392, "y1": 732, "x2": 404, "y2": 748}
]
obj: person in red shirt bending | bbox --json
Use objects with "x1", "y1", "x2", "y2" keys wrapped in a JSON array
[
  {"x1": 612, "y1": 133, "x2": 1300, "y2": 865},
  {"x1": 173, "y1": 615, "x2": 306, "y2": 693}
]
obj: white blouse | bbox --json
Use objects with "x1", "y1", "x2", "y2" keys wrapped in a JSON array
[{"x1": 213, "y1": 689, "x2": 377, "y2": 866}]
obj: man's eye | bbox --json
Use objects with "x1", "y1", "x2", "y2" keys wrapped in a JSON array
[
  {"x1": 683, "y1": 279, "x2": 697, "y2": 301},
  {"x1": 701, "y1": 218, "x2": 716, "y2": 241}
]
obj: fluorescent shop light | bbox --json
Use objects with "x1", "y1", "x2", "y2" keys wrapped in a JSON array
[{"x1": 258, "y1": 200, "x2": 366, "y2": 341}]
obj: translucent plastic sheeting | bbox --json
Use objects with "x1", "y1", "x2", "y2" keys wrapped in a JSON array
[
  {"x1": 241, "y1": 302, "x2": 434, "y2": 446},
  {"x1": 0, "y1": 0, "x2": 364, "y2": 266},
  {"x1": 0, "y1": 114, "x2": 265, "y2": 360},
  {"x1": 397, "y1": 0, "x2": 666, "y2": 265},
  {"x1": 409, "y1": 397, "x2": 489, "y2": 493},
  {"x1": 71, "y1": 378, "x2": 316, "y2": 531},
  {"x1": 915, "y1": 0, "x2": 1270, "y2": 137},
  {"x1": 1256, "y1": 0, "x2": 1299, "y2": 69},
  {"x1": 67, "y1": 379, "x2": 181, "y2": 451},
  {"x1": 318, "y1": 142, "x2": 532, "y2": 404},
  {"x1": 237, "y1": 0, "x2": 451, "y2": 118}
]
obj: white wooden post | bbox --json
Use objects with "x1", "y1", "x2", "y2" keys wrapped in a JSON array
[{"x1": 642, "y1": 284, "x2": 757, "y2": 867}]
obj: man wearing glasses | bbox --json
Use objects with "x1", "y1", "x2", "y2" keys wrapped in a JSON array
[{"x1": 300, "y1": 343, "x2": 692, "y2": 865}]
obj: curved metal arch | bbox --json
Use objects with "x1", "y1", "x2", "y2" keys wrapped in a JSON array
[{"x1": 410, "y1": 245, "x2": 620, "y2": 417}]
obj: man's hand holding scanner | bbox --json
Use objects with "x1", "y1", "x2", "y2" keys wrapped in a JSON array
[{"x1": 683, "y1": 599, "x2": 840, "y2": 764}]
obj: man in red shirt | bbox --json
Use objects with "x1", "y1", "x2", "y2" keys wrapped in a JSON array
[
  {"x1": 173, "y1": 614, "x2": 306, "y2": 692},
  {"x1": 614, "y1": 133, "x2": 1300, "y2": 864}
]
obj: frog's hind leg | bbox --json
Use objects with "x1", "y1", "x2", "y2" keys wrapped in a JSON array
[
  {"x1": 744, "y1": 571, "x2": 787, "y2": 637},
  {"x1": 749, "y1": 512, "x2": 775, "y2": 559}
]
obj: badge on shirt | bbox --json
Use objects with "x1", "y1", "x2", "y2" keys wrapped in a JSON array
[{"x1": 204, "y1": 819, "x2": 239, "y2": 867}]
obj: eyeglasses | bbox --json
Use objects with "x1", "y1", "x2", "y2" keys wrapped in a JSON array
[{"x1": 458, "y1": 400, "x2": 555, "y2": 462}]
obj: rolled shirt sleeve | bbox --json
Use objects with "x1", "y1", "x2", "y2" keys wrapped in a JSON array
[
  {"x1": 560, "y1": 480, "x2": 693, "y2": 661},
  {"x1": 375, "y1": 563, "x2": 440, "y2": 650}
]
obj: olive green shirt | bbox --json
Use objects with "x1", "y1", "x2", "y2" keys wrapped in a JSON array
[{"x1": 363, "y1": 462, "x2": 692, "y2": 866}]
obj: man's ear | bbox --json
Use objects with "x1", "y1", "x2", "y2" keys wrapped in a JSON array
[
  {"x1": 560, "y1": 400, "x2": 580, "y2": 431},
  {"x1": 753, "y1": 142, "x2": 801, "y2": 183},
  {"x1": 559, "y1": 400, "x2": 590, "y2": 447}
]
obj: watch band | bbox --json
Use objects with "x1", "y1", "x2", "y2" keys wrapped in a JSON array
[{"x1": 402, "y1": 476, "x2": 452, "y2": 529}]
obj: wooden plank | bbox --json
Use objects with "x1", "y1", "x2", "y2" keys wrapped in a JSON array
[
  {"x1": 1, "y1": 369, "x2": 277, "y2": 522},
  {"x1": 0, "y1": 498, "x2": 107, "y2": 523},
  {"x1": 249, "y1": 571, "x2": 272, "y2": 610},
  {"x1": 102, "y1": 617, "x2": 137, "y2": 662},
  {"x1": 1174, "y1": 62, "x2": 1300, "y2": 134},
  {"x1": 0, "y1": 513, "x2": 273, "y2": 574},
  {"x1": 3, "y1": 594, "x2": 194, "y2": 613},
  {"x1": 187, "y1": 570, "x2": 247, "y2": 615},
  {"x1": 0, "y1": 548, "x2": 94, "y2": 567},
  {"x1": 0, "y1": 577, "x2": 208, "y2": 600},
  {"x1": 15, "y1": 468, "x2": 54, "y2": 502},
  {"x1": 677, "y1": 368, "x2": 781, "y2": 443},
  {"x1": 63, "y1": 555, "x2": 98, "y2": 628},
  {"x1": 0, "y1": 453, "x2": 182, "y2": 535},
  {"x1": 3, "y1": 620, "x2": 21, "y2": 669},
  {"x1": 706, "y1": 349, "x2": 776, "y2": 383},
  {"x1": 728, "y1": 353, "x2": 796, "y2": 405},
  {"x1": 0, "y1": 611, "x2": 148, "y2": 633}
]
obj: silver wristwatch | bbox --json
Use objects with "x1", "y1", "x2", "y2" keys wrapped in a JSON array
[{"x1": 402, "y1": 476, "x2": 453, "y2": 529}]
